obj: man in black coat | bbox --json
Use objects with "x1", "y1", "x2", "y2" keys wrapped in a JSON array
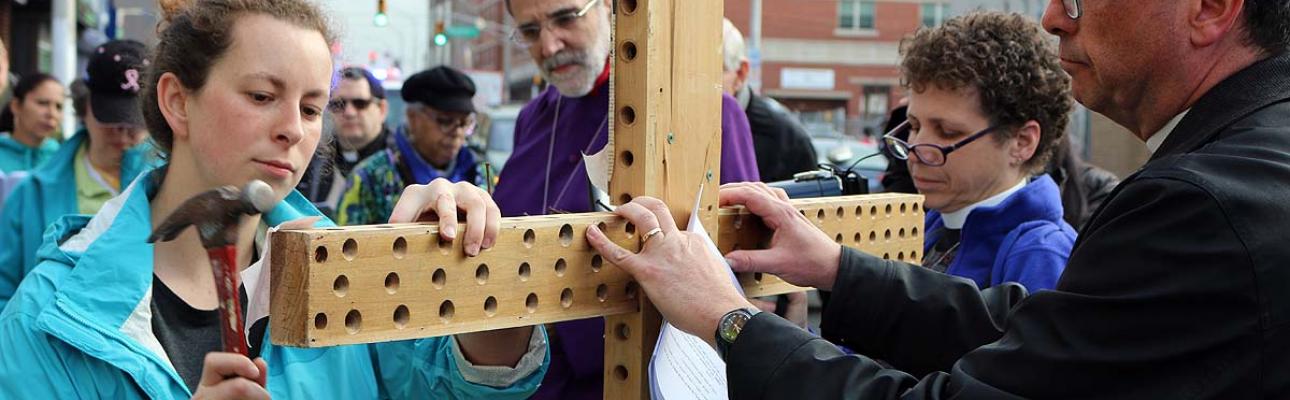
[
  {"x1": 722, "y1": 19, "x2": 818, "y2": 183},
  {"x1": 585, "y1": 1, "x2": 1290, "y2": 398}
]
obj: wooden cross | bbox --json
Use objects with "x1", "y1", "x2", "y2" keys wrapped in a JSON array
[{"x1": 269, "y1": 1, "x2": 925, "y2": 398}]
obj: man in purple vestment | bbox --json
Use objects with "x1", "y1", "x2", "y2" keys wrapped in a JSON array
[{"x1": 497, "y1": 0, "x2": 760, "y2": 398}]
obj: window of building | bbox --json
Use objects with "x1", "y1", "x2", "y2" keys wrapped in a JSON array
[
  {"x1": 921, "y1": 2, "x2": 950, "y2": 27},
  {"x1": 838, "y1": 0, "x2": 876, "y2": 31}
]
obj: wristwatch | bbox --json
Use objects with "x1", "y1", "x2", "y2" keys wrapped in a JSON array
[{"x1": 714, "y1": 307, "x2": 761, "y2": 361}]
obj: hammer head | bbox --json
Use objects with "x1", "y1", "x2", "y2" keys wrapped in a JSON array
[{"x1": 147, "y1": 180, "x2": 277, "y2": 248}]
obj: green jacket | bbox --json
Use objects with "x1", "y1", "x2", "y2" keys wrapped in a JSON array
[
  {"x1": 0, "y1": 130, "x2": 153, "y2": 309},
  {"x1": 0, "y1": 169, "x2": 548, "y2": 398}
]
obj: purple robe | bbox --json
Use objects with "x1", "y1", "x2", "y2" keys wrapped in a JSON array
[{"x1": 494, "y1": 82, "x2": 759, "y2": 399}]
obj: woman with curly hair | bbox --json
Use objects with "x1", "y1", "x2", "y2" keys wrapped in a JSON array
[{"x1": 882, "y1": 11, "x2": 1076, "y2": 291}]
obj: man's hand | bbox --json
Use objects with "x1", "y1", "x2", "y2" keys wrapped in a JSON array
[
  {"x1": 191, "y1": 353, "x2": 268, "y2": 400},
  {"x1": 586, "y1": 197, "x2": 754, "y2": 346},
  {"x1": 720, "y1": 183, "x2": 843, "y2": 290},
  {"x1": 389, "y1": 179, "x2": 501, "y2": 256}
]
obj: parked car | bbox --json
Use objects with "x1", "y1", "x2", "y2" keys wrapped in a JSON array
[{"x1": 472, "y1": 104, "x2": 524, "y2": 172}]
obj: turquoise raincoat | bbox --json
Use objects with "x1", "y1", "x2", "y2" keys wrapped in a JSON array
[
  {"x1": 0, "y1": 170, "x2": 548, "y2": 398},
  {"x1": 0, "y1": 130, "x2": 153, "y2": 309}
]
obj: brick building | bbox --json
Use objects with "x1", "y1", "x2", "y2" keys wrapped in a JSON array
[{"x1": 725, "y1": 0, "x2": 949, "y2": 136}]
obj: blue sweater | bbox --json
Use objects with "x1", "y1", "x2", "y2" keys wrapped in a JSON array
[{"x1": 924, "y1": 175, "x2": 1075, "y2": 291}]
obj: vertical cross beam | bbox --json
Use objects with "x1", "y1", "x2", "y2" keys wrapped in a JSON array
[{"x1": 605, "y1": 0, "x2": 724, "y2": 397}]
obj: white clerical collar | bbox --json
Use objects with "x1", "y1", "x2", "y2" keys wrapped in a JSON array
[
  {"x1": 941, "y1": 178, "x2": 1028, "y2": 229},
  {"x1": 1146, "y1": 110, "x2": 1189, "y2": 155}
]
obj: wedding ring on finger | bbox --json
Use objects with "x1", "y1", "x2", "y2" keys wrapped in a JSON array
[{"x1": 641, "y1": 227, "x2": 664, "y2": 246}]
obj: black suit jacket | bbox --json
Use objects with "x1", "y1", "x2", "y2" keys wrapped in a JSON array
[
  {"x1": 746, "y1": 93, "x2": 818, "y2": 182},
  {"x1": 727, "y1": 53, "x2": 1290, "y2": 399}
]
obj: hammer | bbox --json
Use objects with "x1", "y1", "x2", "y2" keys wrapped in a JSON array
[{"x1": 148, "y1": 180, "x2": 276, "y2": 385}]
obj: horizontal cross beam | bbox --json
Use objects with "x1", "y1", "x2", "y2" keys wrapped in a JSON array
[{"x1": 269, "y1": 193, "x2": 924, "y2": 348}]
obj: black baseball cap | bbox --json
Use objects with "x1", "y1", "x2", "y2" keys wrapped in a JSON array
[
  {"x1": 85, "y1": 39, "x2": 149, "y2": 126},
  {"x1": 401, "y1": 66, "x2": 476, "y2": 114}
]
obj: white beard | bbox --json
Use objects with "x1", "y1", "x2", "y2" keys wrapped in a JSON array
[{"x1": 543, "y1": 31, "x2": 611, "y2": 98}]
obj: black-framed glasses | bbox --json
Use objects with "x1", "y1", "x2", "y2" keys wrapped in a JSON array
[
  {"x1": 883, "y1": 120, "x2": 1005, "y2": 167},
  {"x1": 510, "y1": 0, "x2": 602, "y2": 47},
  {"x1": 1063, "y1": 0, "x2": 1082, "y2": 19},
  {"x1": 414, "y1": 106, "x2": 477, "y2": 135},
  {"x1": 328, "y1": 97, "x2": 374, "y2": 112}
]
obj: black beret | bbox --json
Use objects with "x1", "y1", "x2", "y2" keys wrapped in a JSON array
[{"x1": 401, "y1": 66, "x2": 476, "y2": 113}]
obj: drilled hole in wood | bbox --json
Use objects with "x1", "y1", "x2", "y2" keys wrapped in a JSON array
[
  {"x1": 855, "y1": 206, "x2": 864, "y2": 219},
  {"x1": 625, "y1": 222, "x2": 636, "y2": 237},
  {"x1": 314, "y1": 246, "x2": 328, "y2": 263},
  {"x1": 816, "y1": 209, "x2": 825, "y2": 221},
  {"x1": 621, "y1": 151, "x2": 634, "y2": 167},
  {"x1": 333, "y1": 275, "x2": 349, "y2": 297},
  {"x1": 899, "y1": 228, "x2": 907, "y2": 239},
  {"x1": 519, "y1": 262, "x2": 532, "y2": 281},
  {"x1": 342, "y1": 238, "x2": 358, "y2": 261},
  {"x1": 597, "y1": 284, "x2": 609, "y2": 302},
  {"x1": 885, "y1": 204, "x2": 894, "y2": 215},
  {"x1": 618, "y1": 193, "x2": 633, "y2": 205},
  {"x1": 314, "y1": 313, "x2": 327, "y2": 330},
  {"x1": 476, "y1": 264, "x2": 490, "y2": 285},
  {"x1": 559, "y1": 224, "x2": 574, "y2": 247},
  {"x1": 615, "y1": 323, "x2": 630, "y2": 340},
  {"x1": 885, "y1": 229, "x2": 893, "y2": 241},
  {"x1": 526, "y1": 293, "x2": 539, "y2": 313},
  {"x1": 798, "y1": 210, "x2": 806, "y2": 217},
  {"x1": 591, "y1": 255, "x2": 603, "y2": 272},
  {"x1": 437, "y1": 232, "x2": 453, "y2": 253},
  {"x1": 561, "y1": 288, "x2": 574, "y2": 308},
  {"x1": 432, "y1": 268, "x2": 446, "y2": 289},
  {"x1": 901, "y1": 203, "x2": 908, "y2": 214},
  {"x1": 394, "y1": 305, "x2": 409, "y2": 329},
  {"x1": 523, "y1": 229, "x2": 535, "y2": 248},
  {"x1": 620, "y1": 40, "x2": 638, "y2": 61},
  {"x1": 384, "y1": 272, "x2": 400, "y2": 294},
  {"x1": 882, "y1": 253, "x2": 891, "y2": 260},
  {"x1": 869, "y1": 231, "x2": 878, "y2": 243},
  {"x1": 754, "y1": 272, "x2": 764, "y2": 283},
  {"x1": 836, "y1": 207, "x2": 845, "y2": 220},
  {"x1": 619, "y1": 106, "x2": 636, "y2": 126},
  {"x1": 392, "y1": 237, "x2": 407, "y2": 259},
  {"x1": 614, "y1": 365, "x2": 629, "y2": 381},
  {"x1": 897, "y1": 252, "x2": 906, "y2": 261},
  {"x1": 345, "y1": 310, "x2": 362, "y2": 334},
  {"x1": 554, "y1": 258, "x2": 568, "y2": 277},
  {"x1": 484, "y1": 296, "x2": 498, "y2": 317},
  {"x1": 834, "y1": 233, "x2": 843, "y2": 243},
  {"x1": 439, "y1": 300, "x2": 455, "y2": 323},
  {"x1": 619, "y1": 0, "x2": 637, "y2": 14},
  {"x1": 626, "y1": 282, "x2": 639, "y2": 300},
  {"x1": 870, "y1": 206, "x2": 878, "y2": 218},
  {"x1": 913, "y1": 202, "x2": 921, "y2": 212},
  {"x1": 912, "y1": 227, "x2": 920, "y2": 238},
  {"x1": 597, "y1": 221, "x2": 608, "y2": 234},
  {"x1": 854, "y1": 232, "x2": 863, "y2": 243},
  {"x1": 911, "y1": 251, "x2": 919, "y2": 260}
]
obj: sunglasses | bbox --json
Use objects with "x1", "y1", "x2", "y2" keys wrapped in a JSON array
[{"x1": 328, "y1": 97, "x2": 375, "y2": 112}]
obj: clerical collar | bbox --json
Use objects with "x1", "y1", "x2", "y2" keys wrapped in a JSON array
[
  {"x1": 1146, "y1": 110, "x2": 1189, "y2": 155},
  {"x1": 735, "y1": 86, "x2": 752, "y2": 111},
  {"x1": 940, "y1": 178, "x2": 1028, "y2": 229}
]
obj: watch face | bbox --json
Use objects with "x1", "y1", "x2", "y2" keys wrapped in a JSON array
[{"x1": 720, "y1": 310, "x2": 752, "y2": 343}]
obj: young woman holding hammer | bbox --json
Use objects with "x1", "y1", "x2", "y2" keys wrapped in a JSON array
[{"x1": 0, "y1": 1, "x2": 546, "y2": 398}]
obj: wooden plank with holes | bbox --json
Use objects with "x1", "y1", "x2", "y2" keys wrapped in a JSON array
[{"x1": 268, "y1": 194, "x2": 922, "y2": 347}]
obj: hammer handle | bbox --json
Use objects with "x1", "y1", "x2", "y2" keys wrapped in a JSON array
[{"x1": 207, "y1": 245, "x2": 266, "y2": 387}]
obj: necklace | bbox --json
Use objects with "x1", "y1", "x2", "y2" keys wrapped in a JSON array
[{"x1": 541, "y1": 95, "x2": 609, "y2": 214}]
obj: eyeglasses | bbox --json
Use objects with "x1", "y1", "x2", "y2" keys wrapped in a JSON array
[
  {"x1": 328, "y1": 97, "x2": 375, "y2": 112},
  {"x1": 510, "y1": 0, "x2": 602, "y2": 47},
  {"x1": 883, "y1": 120, "x2": 1005, "y2": 167},
  {"x1": 1062, "y1": 0, "x2": 1082, "y2": 19},
  {"x1": 414, "y1": 106, "x2": 477, "y2": 134}
]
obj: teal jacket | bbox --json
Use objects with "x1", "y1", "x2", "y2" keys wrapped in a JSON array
[
  {"x1": 0, "y1": 133, "x2": 59, "y2": 173},
  {"x1": 0, "y1": 170, "x2": 548, "y2": 398},
  {"x1": 0, "y1": 130, "x2": 153, "y2": 309}
]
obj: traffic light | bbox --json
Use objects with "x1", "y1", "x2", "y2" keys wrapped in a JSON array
[
  {"x1": 374, "y1": 0, "x2": 388, "y2": 27},
  {"x1": 434, "y1": 21, "x2": 448, "y2": 46}
]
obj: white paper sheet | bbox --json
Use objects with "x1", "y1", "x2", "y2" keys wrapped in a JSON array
[
  {"x1": 649, "y1": 185, "x2": 739, "y2": 400},
  {"x1": 242, "y1": 217, "x2": 320, "y2": 334}
]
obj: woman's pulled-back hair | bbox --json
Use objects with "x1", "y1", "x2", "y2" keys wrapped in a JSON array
[
  {"x1": 141, "y1": 0, "x2": 336, "y2": 155},
  {"x1": 899, "y1": 12, "x2": 1073, "y2": 174}
]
